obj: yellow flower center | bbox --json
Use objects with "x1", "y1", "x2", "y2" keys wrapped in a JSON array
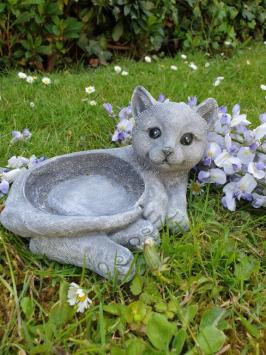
[
  {"x1": 191, "y1": 182, "x2": 201, "y2": 193},
  {"x1": 78, "y1": 294, "x2": 87, "y2": 302}
]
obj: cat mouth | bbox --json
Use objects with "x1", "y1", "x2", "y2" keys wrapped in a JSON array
[{"x1": 151, "y1": 158, "x2": 171, "y2": 166}]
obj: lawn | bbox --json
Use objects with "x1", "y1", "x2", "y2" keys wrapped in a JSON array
[{"x1": 0, "y1": 43, "x2": 265, "y2": 354}]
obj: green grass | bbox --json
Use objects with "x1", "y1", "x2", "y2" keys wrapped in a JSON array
[{"x1": 0, "y1": 43, "x2": 266, "y2": 354}]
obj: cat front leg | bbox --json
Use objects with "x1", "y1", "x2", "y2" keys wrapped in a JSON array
[
  {"x1": 166, "y1": 180, "x2": 189, "y2": 233},
  {"x1": 29, "y1": 234, "x2": 135, "y2": 280},
  {"x1": 140, "y1": 174, "x2": 169, "y2": 229}
]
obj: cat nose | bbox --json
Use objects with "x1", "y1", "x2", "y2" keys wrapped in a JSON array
[{"x1": 162, "y1": 146, "x2": 174, "y2": 156}]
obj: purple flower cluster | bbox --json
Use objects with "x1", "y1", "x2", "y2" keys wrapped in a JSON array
[
  {"x1": 11, "y1": 128, "x2": 32, "y2": 143},
  {"x1": 103, "y1": 103, "x2": 134, "y2": 143},
  {"x1": 103, "y1": 97, "x2": 266, "y2": 210},
  {"x1": 103, "y1": 95, "x2": 167, "y2": 144},
  {"x1": 198, "y1": 102, "x2": 266, "y2": 210}
]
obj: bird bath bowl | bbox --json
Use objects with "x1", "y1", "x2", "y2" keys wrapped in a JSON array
[{"x1": 1, "y1": 152, "x2": 145, "y2": 238}]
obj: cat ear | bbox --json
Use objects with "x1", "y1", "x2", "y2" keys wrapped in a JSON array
[
  {"x1": 196, "y1": 98, "x2": 218, "y2": 129},
  {"x1": 131, "y1": 86, "x2": 157, "y2": 118}
]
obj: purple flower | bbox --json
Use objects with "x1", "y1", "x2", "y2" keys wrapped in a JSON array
[
  {"x1": 221, "y1": 191, "x2": 236, "y2": 211},
  {"x1": 215, "y1": 150, "x2": 242, "y2": 175},
  {"x1": 248, "y1": 161, "x2": 265, "y2": 179},
  {"x1": 220, "y1": 113, "x2": 231, "y2": 125},
  {"x1": 249, "y1": 142, "x2": 259, "y2": 151},
  {"x1": 187, "y1": 96, "x2": 197, "y2": 108},
  {"x1": 0, "y1": 180, "x2": 9, "y2": 195},
  {"x1": 157, "y1": 94, "x2": 166, "y2": 103},
  {"x1": 232, "y1": 104, "x2": 240, "y2": 116},
  {"x1": 28, "y1": 155, "x2": 46, "y2": 168},
  {"x1": 11, "y1": 130, "x2": 23, "y2": 143},
  {"x1": 119, "y1": 106, "x2": 132, "y2": 120},
  {"x1": 219, "y1": 106, "x2": 227, "y2": 114},
  {"x1": 112, "y1": 118, "x2": 134, "y2": 143},
  {"x1": 237, "y1": 147, "x2": 255, "y2": 165},
  {"x1": 198, "y1": 168, "x2": 226, "y2": 185},
  {"x1": 253, "y1": 123, "x2": 266, "y2": 140},
  {"x1": 11, "y1": 129, "x2": 32, "y2": 143},
  {"x1": 103, "y1": 103, "x2": 115, "y2": 117},
  {"x1": 259, "y1": 113, "x2": 266, "y2": 123},
  {"x1": 230, "y1": 104, "x2": 251, "y2": 127},
  {"x1": 252, "y1": 193, "x2": 266, "y2": 208},
  {"x1": 222, "y1": 173, "x2": 257, "y2": 210},
  {"x1": 22, "y1": 128, "x2": 32, "y2": 140}
]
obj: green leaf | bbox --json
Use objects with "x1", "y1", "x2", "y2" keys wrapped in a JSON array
[
  {"x1": 200, "y1": 307, "x2": 225, "y2": 330},
  {"x1": 179, "y1": 304, "x2": 198, "y2": 328},
  {"x1": 37, "y1": 45, "x2": 51, "y2": 55},
  {"x1": 239, "y1": 315, "x2": 260, "y2": 339},
  {"x1": 30, "y1": 343, "x2": 53, "y2": 355},
  {"x1": 235, "y1": 256, "x2": 260, "y2": 281},
  {"x1": 20, "y1": 296, "x2": 35, "y2": 319},
  {"x1": 21, "y1": 40, "x2": 31, "y2": 50},
  {"x1": 103, "y1": 303, "x2": 121, "y2": 316},
  {"x1": 13, "y1": 11, "x2": 33, "y2": 24},
  {"x1": 196, "y1": 325, "x2": 226, "y2": 354},
  {"x1": 130, "y1": 274, "x2": 143, "y2": 296},
  {"x1": 173, "y1": 328, "x2": 187, "y2": 355},
  {"x1": 0, "y1": 4, "x2": 6, "y2": 13},
  {"x1": 126, "y1": 338, "x2": 146, "y2": 354},
  {"x1": 128, "y1": 301, "x2": 147, "y2": 323},
  {"x1": 64, "y1": 17, "x2": 83, "y2": 39},
  {"x1": 146, "y1": 313, "x2": 176, "y2": 351},
  {"x1": 112, "y1": 21, "x2": 124, "y2": 41}
]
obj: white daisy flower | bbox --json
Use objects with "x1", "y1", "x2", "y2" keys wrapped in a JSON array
[
  {"x1": 26, "y1": 76, "x2": 35, "y2": 84},
  {"x1": 42, "y1": 77, "x2": 51, "y2": 85},
  {"x1": 29, "y1": 102, "x2": 35, "y2": 108},
  {"x1": 205, "y1": 62, "x2": 210, "y2": 68},
  {"x1": 144, "y1": 56, "x2": 152, "y2": 63},
  {"x1": 188, "y1": 62, "x2": 197, "y2": 70},
  {"x1": 67, "y1": 282, "x2": 92, "y2": 313},
  {"x1": 114, "y1": 65, "x2": 122, "y2": 74},
  {"x1": 224, "y1": 40, "x2": 231, "y2": 46},
  {"x1": 246, "y1": 60, "x2": 250, "y2": 65},
  {"x1": 181, "y1": 54, "x2": 187, "y2": 59},
  {"x1": 260, "y1": 84, "x2": 266, "y2": 91},
  {"x1": 85, "y1": 86, "x2": 95, "y2": 94},
  {"x1": 188, "y1": 180, "x2": 204, "y2": 195},
  {"x1": 170, "y1": 65, "x2": 177, "y2": 71},
  {"x1": 213, "y1": 76, "x2": 224, "y2": 87},
  {"x1": 18, "y1": 72, "x2": 27, "y2": 79},
  {"x1": 89, "y1": 100, "x2": 97, "y2": 106},
  {"x1": 121, "y1": 71, "x2": 128, "y2": 76}
]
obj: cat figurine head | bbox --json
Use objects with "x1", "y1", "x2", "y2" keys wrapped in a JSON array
[{"x1": 131, "y1": 86, "x2": 218, "y2": 172}]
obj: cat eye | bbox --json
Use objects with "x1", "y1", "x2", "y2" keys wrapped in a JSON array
[
  {"x1": 149, "y1": 127, "x2": 161, "y2": 139},
  {"x1": 180, "y1": 132, "x2": 194, "y2": 145}
]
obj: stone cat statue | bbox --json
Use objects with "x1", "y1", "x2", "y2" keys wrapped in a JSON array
[{"x1": 0, "y1": 86, "x2": 218, "y2": 280}]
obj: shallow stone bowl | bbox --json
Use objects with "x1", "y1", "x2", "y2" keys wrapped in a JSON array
[{"x1": 1, "y1": 152, "x2": 145, "y2": 238}]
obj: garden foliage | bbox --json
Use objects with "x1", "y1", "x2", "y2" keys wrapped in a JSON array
[{"x1": 0, "y1": 0, "x2": 265, "y2": 69}]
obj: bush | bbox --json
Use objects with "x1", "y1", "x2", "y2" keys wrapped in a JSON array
[{"x1": 0, "y1": 0, "x2": 265, "y2": 70}]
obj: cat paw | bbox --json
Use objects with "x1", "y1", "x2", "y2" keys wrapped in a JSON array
[
  {"x1": 143, "y1": 200, "x2": 167, "y2": 228},
  {"x1": 167, "y1": 209, "x2": 189, "y2": 233},
  {"x1": 96, "y1": 246, "x2": 135, "y2": 281},
  {"x1": 109, "y1": 219, "x2": 160, "y2": 250}
]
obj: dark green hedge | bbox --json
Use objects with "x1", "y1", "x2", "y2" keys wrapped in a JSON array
[{"x1": 0, "y1": 0, "x2": 265, "y2": 70}]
